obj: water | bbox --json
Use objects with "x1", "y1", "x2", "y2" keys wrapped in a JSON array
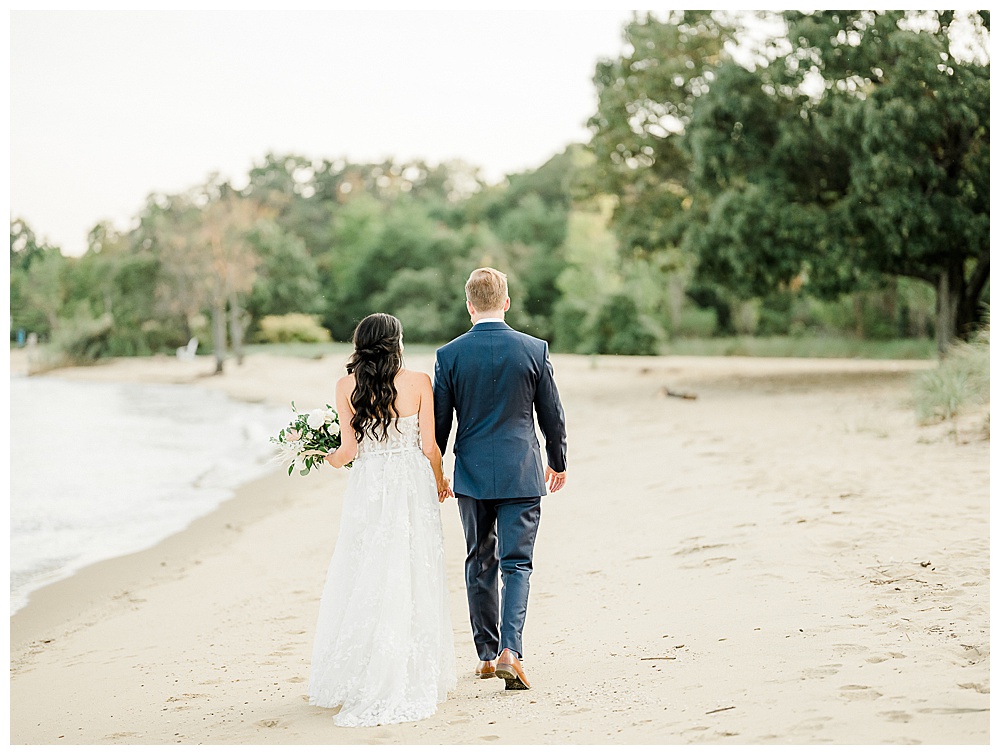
[{"x1": 9, "y1": 376, "x2": 291, "y2": 615}]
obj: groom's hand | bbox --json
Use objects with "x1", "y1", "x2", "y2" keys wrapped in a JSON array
[
  {"x1": 437, "y1": 477, "x2": 454, "y2": 503},
  {"x1": 545, "y1": 466, "x2": 567, "y2": 493}
]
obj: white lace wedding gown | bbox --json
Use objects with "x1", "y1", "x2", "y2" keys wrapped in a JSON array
[{"x1": 308, "y1": 413, "x2": 456, "y2": 727}]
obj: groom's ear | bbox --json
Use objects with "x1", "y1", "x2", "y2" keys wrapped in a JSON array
[
  {"x1": 503, "y1": 297, "x2": 511, "y2": 312},
  {"x1": 467, "y1": 300, "x2": 476, "y2": 316}
]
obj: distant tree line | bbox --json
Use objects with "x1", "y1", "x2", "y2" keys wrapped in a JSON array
[{"x1": 10, "y1": 11, "x2": 988, "y2": 362}]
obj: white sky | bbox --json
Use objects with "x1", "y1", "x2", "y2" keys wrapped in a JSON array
[{"x1": 10, "y1": 9, "x2": 639, "y2": 256}]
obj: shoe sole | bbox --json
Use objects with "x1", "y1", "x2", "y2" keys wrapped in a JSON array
[
  {"x1": 478, "y1": 671, "x2": 496, "y2": 679},
  {"x1": 495, "y1": 664, "x2": 529, "y2": 690}
]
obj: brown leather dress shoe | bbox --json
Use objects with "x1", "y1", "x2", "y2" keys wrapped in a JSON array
[
  {"x1": 475, "y1": 660, "x2": 497, "y2": 679},
  {"x1": 495, "y1": 648, "x2": 530, "y2": 690}
]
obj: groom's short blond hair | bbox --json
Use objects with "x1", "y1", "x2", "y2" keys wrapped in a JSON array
[{"x1": 465, "y1": 267, "x2": 508, "y2": 312}]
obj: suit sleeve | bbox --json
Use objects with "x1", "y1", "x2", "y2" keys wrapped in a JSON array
[
  {"x1": 533, "y1": 342, "x2": 567, "y2": 473},
  {"x1": 432, "y1": 351, "x2": 454, "y2": 456}
]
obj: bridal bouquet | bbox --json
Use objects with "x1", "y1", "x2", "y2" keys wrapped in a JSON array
[{"x1": 270, "y1": 402, "x2": 349, "y2": 475}]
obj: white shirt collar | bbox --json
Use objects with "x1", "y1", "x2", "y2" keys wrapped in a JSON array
[{"x1": 475, "y1": 318, "x2": 505, "y2": 324}]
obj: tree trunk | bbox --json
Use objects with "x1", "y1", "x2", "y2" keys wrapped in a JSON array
[
  {"x1": 211, "y1": 301, "x2": 227, "y2": 374},
  {"x1": 228, "y1": 292, "x2": 245, "y2": 367},
  {"x1": 958, "y1": 254, "x2": 990, "y2": 339},
  {"x1": 935, "y1": 266, "x2": 962, "y2": 355}
]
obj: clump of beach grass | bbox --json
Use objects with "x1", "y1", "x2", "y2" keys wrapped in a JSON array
[{"x1": 914, "y1": 320, "x2": 990, "y2": 437}]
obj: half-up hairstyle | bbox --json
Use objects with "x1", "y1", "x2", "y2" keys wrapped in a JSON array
[{"x1": 345, "y1": 313, "x2": 403, "y2": 443}]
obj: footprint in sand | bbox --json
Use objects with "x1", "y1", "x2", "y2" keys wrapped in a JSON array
[
  {"x1": 839, "y1": 685, "x2": 882, "y2": 701},
  {"x1": 673, "y1": 543, "x2": 729, "y2": 557},
  {"x1": 800, "y1": 664, "x2": 841, "y2": 679},
  {"x1": 558, "y1": 707, "x2": 593, "y2": 716},
  {"x1": 879, "y1": 710, "x2": 912, "y2": 723},
  {"x1": 832, "y1": 643, "x2": 870, "y2": 655},
  {"x1": 165, "y1": 694, "x2": 207, "y2": 703},
  {"x1": 789, "y1": 716, "x2": 832, "y2": 733},
  {"x1": 865, "y1": 644, "x2": 911, "y2": 662},
  {"x1": 702, "y1": 556, "x2": 736, "y2": 567},
  {"x1": 917, "y1": 707, "x2": 990, "y2": 715}
]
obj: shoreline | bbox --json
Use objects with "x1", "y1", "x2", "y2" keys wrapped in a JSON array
[
  {"x1": 10, "y1": 350, "x2": 988, "y2": 745},
  {"x1": 9, "y1": 370, "x2": 287, "y2": 620},
  {"x1": 10, "y1": 467, "x2": 298, "y2": 646},
  {"x1": 7, "y1": 350, "x2": 357, "y2": 648}
]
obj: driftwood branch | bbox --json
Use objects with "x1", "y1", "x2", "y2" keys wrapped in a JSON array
[
  {"x1": 705, "y1": 706, "x2": 736, "y2": 715},
  {"x1": 658, "y1": 387, "x2": 698, "y2": 400}
]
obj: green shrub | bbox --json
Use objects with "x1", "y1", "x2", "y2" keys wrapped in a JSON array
[
  {"x1": 257, "y1": 313, "x2": 332, "y2": 344},
  {"x1": 757, "y1": 290, "x2": 794, "y2": 335},
  {"x1": 50, "y1": 311, "x2": 114, "y2": 363},
  {"x1": 590, "y1": 294, "x2": 661, "y2": 355},
  {"x1": 673, "y1": 305, "x2": 718, "y2": 338}
]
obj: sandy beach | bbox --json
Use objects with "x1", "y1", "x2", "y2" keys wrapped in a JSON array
[{"x1": 9, "y1": 348, "x2": 989, "y2": 745}]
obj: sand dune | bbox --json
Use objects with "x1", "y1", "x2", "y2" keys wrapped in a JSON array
[{"x1": 9, "y1": 349, "x2": 989, "y2": 744}]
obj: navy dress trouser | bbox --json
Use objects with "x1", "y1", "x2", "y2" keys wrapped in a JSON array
[{"x1": 457, "y1": 495, "x2": 541, "y2": 661}]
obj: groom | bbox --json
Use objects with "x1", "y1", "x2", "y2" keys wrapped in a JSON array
[{"x1": 433, "y1": 267, "x2": 568, "y2": 691}]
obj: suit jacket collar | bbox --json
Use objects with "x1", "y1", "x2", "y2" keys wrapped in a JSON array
[{"x1": 471, "y1": 320, "x2": 512, "y2": 332}]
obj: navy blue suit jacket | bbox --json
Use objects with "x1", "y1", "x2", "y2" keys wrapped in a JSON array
[{"x1": 433, "y1": 321, "x2": 567, "y2": 500}]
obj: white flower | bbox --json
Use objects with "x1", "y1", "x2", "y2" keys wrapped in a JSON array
[
  {"x1": 308, "y1": 408, "x2": 338, "y2": 430},
  {"x1": 327, "y1": 421, "x2": 340, "y2": 435}
]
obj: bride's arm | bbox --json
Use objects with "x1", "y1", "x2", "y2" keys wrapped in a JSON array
[
  {"x1": 418, "y1": 373, "x2": 451, "y2": 500},
  {"x1": 326, "y1": 377, "x2": 358, "y2": 468}
]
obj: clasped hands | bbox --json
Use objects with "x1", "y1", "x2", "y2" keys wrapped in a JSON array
[{"x1": 437, "y1": 477, "x2": 453, "y2": 503}]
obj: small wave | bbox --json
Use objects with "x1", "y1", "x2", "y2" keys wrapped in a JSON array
[{"x1": 10, "y1": 376, "x2": 289, "y2": 615}]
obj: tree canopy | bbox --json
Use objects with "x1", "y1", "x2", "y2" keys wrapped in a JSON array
[
  {"x1": 10, "y1": 11, "x2": 986, "y2": 361},
  {"x1": 589, "y1": 10, "x2": 989, "y2": 352}
]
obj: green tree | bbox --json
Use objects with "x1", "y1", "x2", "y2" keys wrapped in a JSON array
[
  {"x1": 10, "y1": 219, "x2": 67, "y2": 339},
  {"x1": 149, "y1": 182, "x2": 262, "y2": 371},
  {"x1": 684, "y1": 11, "x2": 990, "y2": 352},
  {"x1": 587, "y1": 12, "x2": 744, "y2": 333},
  {"x1": 590, "y1": 11, "x2": 989, "y2": 351},
  {"x1": 245, "y1": 221, "x2": 324, "y2": 333},
  {"x1": 589, "y1": 11, "x2": 739, "y2": 256},
  {"x1": 69, "y1": 223, "x2": 170, "y2": 356}
]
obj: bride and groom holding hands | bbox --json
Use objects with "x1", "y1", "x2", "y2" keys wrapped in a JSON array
[{"x1": 308, "y1": 267, "x2": 568, "y2": 727}]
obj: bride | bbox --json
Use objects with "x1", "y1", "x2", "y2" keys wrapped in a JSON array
[{"x1": 308, "y1": 313, "x2": 456, "y2": 727}]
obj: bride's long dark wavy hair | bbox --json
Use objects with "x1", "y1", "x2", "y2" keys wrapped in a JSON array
[{"x1": 345, "y1": 313, "x2": 403, "y2": 443}]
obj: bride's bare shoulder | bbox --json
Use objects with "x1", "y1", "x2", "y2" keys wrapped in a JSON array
[{"x1": 397, "y1": 368, "x2": 431, "y2": 387}]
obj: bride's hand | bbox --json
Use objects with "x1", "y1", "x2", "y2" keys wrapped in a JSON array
[{"x1": 437, "y1": 477, "x2": 453, "y2": 502}]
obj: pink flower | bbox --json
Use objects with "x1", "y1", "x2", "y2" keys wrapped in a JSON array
[{"x1": 285, "y1": 428, "x2": 302, "y2": 442}]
